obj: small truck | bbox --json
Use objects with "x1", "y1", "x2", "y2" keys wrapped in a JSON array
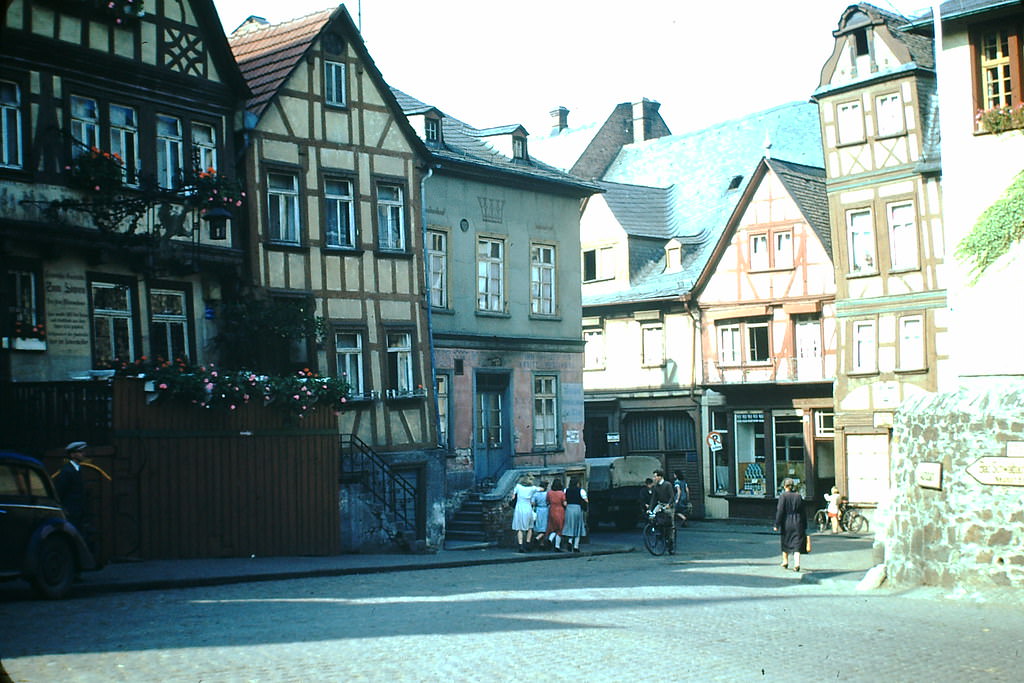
[{"x1": 585, "y1": 455, "x2": 663, "y2": 530}]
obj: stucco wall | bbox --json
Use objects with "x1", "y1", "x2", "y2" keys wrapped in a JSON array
[{"x1": 885, "y1": 382, "x2": 1024, "y2": 589}]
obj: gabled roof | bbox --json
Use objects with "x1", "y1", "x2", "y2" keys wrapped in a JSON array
[
  {"x1": 477, "y1": 124, "x2": 528, "y2": 137},
  {"x1": 391, "y1": 88, "x2": 599, "y2": 196},
  {"x1": 768, "y1": 158, "x2": 831, "y2": 259},
  {"x1": 191, "y1": 0, "x2": 252, "y2": 96}
]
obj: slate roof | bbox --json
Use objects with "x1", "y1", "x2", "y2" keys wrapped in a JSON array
[
  {"x1": 529, "y1": 121, "x2": 603, "y2": 172},
  {"x1": 228, "y1": 7, "x2": 336, "y2": 116},
  {"x1": 902, "y1": 0, "x2": 1020, "y2": 29},
  {"x1": 390, "y1": 88, "x2": 599, "y2": 195},
  {"x1": 767, "y1": 158, "x2": 831, "y2": 259},
  {"x1": 582, "y1": 102, "x2": 825, "y2": 307},
  {"x1": 597, "y1": 181, "x2": 678, "y2": 239}
]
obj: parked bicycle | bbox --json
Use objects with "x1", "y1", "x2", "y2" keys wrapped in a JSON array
[
  {"x1": 642, "y1": 503, "x2": 676, "y2": 556},
  {"x1": 814, "y1": 500, "x2": 869, "y2": 534}
]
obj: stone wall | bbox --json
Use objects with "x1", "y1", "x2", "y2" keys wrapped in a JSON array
[{"x1": 886, "y1": 381, "x2": 1024, "y2": 589}]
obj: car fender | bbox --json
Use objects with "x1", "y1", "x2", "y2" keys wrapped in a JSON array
[{"x1": 22, "y1": 519, "x2": 96, "y2": 575}]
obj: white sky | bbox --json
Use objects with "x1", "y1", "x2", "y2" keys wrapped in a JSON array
[{"x1": 213, "y1": 0, "x2": 931, "y2": 136}]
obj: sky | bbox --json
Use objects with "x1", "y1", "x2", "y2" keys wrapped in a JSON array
[{"x1": 213, "y1": 0, "x2": 932, "y2": 137}]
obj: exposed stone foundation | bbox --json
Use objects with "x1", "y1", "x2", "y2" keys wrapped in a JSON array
[{"x1": 886, "y1": 381, "x2": 1024, "y2": 589}]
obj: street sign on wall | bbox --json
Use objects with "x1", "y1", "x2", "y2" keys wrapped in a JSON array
[{"x1": 966, "y1": 457, "x2": 1024, "y2": 487}]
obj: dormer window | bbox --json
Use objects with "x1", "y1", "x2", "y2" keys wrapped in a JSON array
[
  {"x1": 727, "y1": 175, "x2": 743, "y2": 191},
  {"x1": 425, "y1": 117, "x2": 441, "y2": 145},
  {"x1": 512, "y1": 136, "x2": 527, "y2": 160}
]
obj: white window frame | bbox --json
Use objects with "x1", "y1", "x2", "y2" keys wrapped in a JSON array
[
  {"x1": 583, "y1": 329, "x2": 605, "y2": 370},
  {"x1": 192, "y1": 122, "x2": 217, "y2": 174},
  {"x1": 718, "y1": 324, "x2": 740, "y2": 365},
  {"x1": 875, "y1": 92, "x2": 904, "y2": 137},
  {"x1": 582, "y1": 246, "x2": 614, "y2": 282},
  {"x1": 334, "y1": 331, "x2": 364, "y2": 395},
  {"x1": 978, "y1": 26, "x2": 1015, "y2": 110},
  {"x1": 149, "y1": 288, "x2": 189, "y2": 363},
  {"x1": 837, "y1": 99, "x2": 865, "y2": 145},
  {"x1": 477, "y1": 237, "x2": 505, "y2": 312},
  {"x1": 746, "y1": 321, "x2": 770, "y2": 363},
  {"x1": 376, "y1": 182, "x2": 405, "y2": 251},
  {"x1": 532, "y1": 374, "x2": 559, "y2": 449},
  {"x1": 750, "y1": 233, "x2": 769, "y2": 270},
  {"x1": 852, "y1": 320, "x2": 877, "y2": 373},
  {"x1": 814, "y1": 410, "x2": 835, "y2": 437},
  {"x1": 386, "y1": 331, "x2": 414, "y2": 393},
  {"x1": 1, "y1": 80, "x2": 23, "y2": 169},
  {"x1": 898, "y1": 315, "x2": 925, "y2": 371},
  {"x1": 268, "y1": 172, "x2": 301, "y2": 244},
  {"x1": 774, "y1": 230, "x2": 793, "y2": 269},
  {"x1": 156, "y1": 114, "x2": 183, "y2": 189},
  {"x1": 436, "y1": 373, "x2": 450, "y2": 448},
  {"x1": 641, "y1": 322, "x2": 665, "y2": 367},
  {"x1": 324, "y1": 60, "x2": 347, "y2": 107},
  {"x1": 428, "y1": 229, "x2": 448, "y2": 308},
  {"x1": 887, "y1": 201, "x2": 919, "y2": 271},
  {"x1": 325, "y1": 177, "x2": 356, "y2": 248},
  {"x1": 512, "y1": 135, "x2": 527, "y2": 160},
  {"x1": 424, "y1": 117, "x2": 441, "y2": 144},
  {"x1": 847, "y1": 208, "x2": 876, "y2": 274},
  {"x1": 90, "y1": 280, "x2": 135, "y2": 368},
  {"x1": 530, "y1": 243, "x2": 555, "y2": 315},
  {"x1": 109, "y1": 104, "x2": 139, "y2": 185},
  {"x1": 70, "y1": 95, "x2": 99, "y2": 150}
]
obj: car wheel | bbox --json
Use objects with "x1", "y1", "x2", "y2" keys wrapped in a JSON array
[{"x1": 31, "y1": 535, "x2": 76, "y2": 600}]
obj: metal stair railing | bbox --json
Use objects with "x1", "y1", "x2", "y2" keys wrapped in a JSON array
[{"x1": 339, "y1": 433, "x2": 418, "y2": 538}]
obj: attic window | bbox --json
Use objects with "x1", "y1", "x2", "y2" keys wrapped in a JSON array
[
  {"x1": 728, "y1": 175, "x2": 743, "y2": 191},
  {"x1": 853, "y1": 29, "x2": 869, "y2": 57},
  {"x1": 512, "y1": 136, "x2": 527, "y2": 160},
  {"x1": 425, "y1": 117, "x2": 442, "y2": 145}
]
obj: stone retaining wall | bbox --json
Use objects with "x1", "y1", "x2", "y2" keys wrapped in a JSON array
[{"x1": 886, "y1": 381, "x2": 1024, "y2": 589}]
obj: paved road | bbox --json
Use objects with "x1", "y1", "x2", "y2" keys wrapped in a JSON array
[{"x1": 2, "y1": 528, "x2": 1022, "y2": 682}]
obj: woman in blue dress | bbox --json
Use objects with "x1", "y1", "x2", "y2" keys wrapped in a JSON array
[{"x1": 531, "y1": 481, "x2": 549, "y2": 549}]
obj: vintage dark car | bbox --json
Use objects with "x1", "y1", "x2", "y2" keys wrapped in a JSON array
[{"x1": 0, "y1": 451, "x2": 97, "y2": 598}]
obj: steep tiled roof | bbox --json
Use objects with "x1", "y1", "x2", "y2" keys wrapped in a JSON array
[
  {"x1": 597, "y1": 181, "x2": 678, "y2": 240},
  {"x1": 767, "y1": 158, "x2": 832, "y2": 259},
  {"x1": 865, "y1": 4, "x2": 935, "y2": 69},
  {"x1": 228, "y1": 8, "x2": 335, "y2": 116},
  {"x1": 391, "y1": 88, "x2": 599, "y2": 195}
]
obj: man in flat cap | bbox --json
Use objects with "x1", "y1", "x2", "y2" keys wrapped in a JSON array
[{"x1": 55, "y1": 441, "x2": 89, "y2": 530}]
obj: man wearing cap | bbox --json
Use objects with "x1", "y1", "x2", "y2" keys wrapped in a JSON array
[{"x1": 55, "y1": 441, "x2": 88, "y2": 530}]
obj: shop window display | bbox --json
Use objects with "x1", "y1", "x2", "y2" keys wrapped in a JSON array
[{"x1": 734, "y1": 411, "x2": 766, "y2": 496}]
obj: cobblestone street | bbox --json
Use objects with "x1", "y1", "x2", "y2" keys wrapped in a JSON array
[{"x1": 2, "y1": 527, "x2": 1022, "y2": 682}]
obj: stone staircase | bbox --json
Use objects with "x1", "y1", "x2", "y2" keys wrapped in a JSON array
[{"x1": 446, "y1": 492, "x2": 488, "y2": 543}]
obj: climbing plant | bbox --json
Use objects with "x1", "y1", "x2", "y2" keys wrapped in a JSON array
[{"x1": 956, "y1": 170, "x2": 1024, "y2": 283}]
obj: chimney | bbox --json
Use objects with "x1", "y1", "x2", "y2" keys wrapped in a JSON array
[
  {"x1": 632, "y1": 98, "x2": 663, "y2": 143},
  {"x1": 550, "y1": 106, "x2": 569, "y2": 134}
]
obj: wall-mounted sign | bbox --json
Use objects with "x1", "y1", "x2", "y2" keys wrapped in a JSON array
[
  {"x1": 914, "y1": 462, "x2": 942, "y2": 490},
  {"x1": 606, "y1": 432, "x2": 620, "y2": 443},
  {"x1": 706, "y1": 432, "x2": 723, "y2": 452},
  {"x1": 967, "y1": 457, "x2": 1024, "y2": 487},
  {"x1": 566, "y1": 430, "x2": 580, "y2": 444}
]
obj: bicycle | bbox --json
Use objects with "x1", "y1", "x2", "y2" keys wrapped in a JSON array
[
  {"x1": 814, "y1": 501, "x2": 869, "y2": 534},
  {"x1": 642, "y1": 504, "x2": 676, "y2": 556}
]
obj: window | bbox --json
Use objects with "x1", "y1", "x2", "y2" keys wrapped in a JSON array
[
  {"x1": 109, "y1": 104, "x2": 139, "y2": 184},
  {"x1": 582, "y1": 246, "x2": 614, "y2": 282},
  {"x1": 774, "y1": 231, "x2": 793, "y2": 269},
  {"x1": 477, "y1": 237, "x2": 504, "y2": 312},
  {"x1": 70, "y1": 95, "x2": 99, "y2": 149},
  {"x1": 427, "y1": 230, "x2": 448, "y2": 308},
  {"x1": 268, "y1": 172, "x2": 300, "y2": 244},
  {"x1": 6, "y1": 267, "x2": 42, "y2": 338},
  {"x1": 583, "y1": 329, "x2": 605, "y2": 369},
  {"x1": 977, "y1": 26, "x2": 1019, "y2": 111},
  {"x1": 718, "y1": 324, "x2": 740, "y2": 364},
  {"x1": 424, "y1": 117, "x2": 441, "y2": 144},
  {"x1": 533, "y1": 375, "x2": 558, "y2": 448},
  {"x1": 334, "y1": 331, "x2": 364, "y2": 395},
  {"x1": 0, "y1": 80, "x2": 22, "y2": 168},
  {"x1": 155, "y1": 114, "x2": 183, "y2": 189},
  {"x1": 750, "y1": 234, "x2": 769, "y2": 270},
  {"x1": 436, "y1": 374, "x2": 450, "y2": 448},
  {"x1": 192, "y1": 122, "x2": 217, "y2": 173},
  {"x1": 735, "y1": 411, "x2": 766, "y2": 496},
  {"x1": 149, "y1": 288, "x2": 189, "y2": 363},
  {"x1": 875, "y1": 93, "x2": 904, "y2": 137},
  {"x1": 836, "y1": 100, "x2": 865, "y2": 144},
  {"x1": 386, "y1": 331, "x2": 414, "y2": 393},
  {"x1": 887, "y1": 202, "x2": 918, "y2": 271},
  {"x1": 747, "y1": 322, "x2": 770, "y2": 363},
  {"x1": 376, "y1": 183, "x2": 405, "y2": 251},
  {"x1": 324, "y1": 61, "x2": 347, "y2": 107},
  {"x1": 814, "y1": 410, "x2": 835, "y2": 437},
  {"x1": 852, "y1": 320, "x2": 876, "y2": 373},
  {"x1": 325, "y1": 178, "x2": 355, "y2": 248},
  {"x1": 641, "y1": 323, "x2": 665, "y2": 367},
  {"x1": 898, "y1": 315, "x2": 925, "y2": 370},
  {"x1": 512, "y1": 136, "x2": 527, "y2": 160},
  {"x1": 773, "y1": 414, "x2": 806, "y2": 495},
  {"x1": 90, "y1": 280, "x2": 135, "y2": 368},
  {"x1": 847, "y1": 209, "x2": 875, "y2": 274},
  {"x1": 530, "y1": 244, "x2": 555, "y2": 315}
]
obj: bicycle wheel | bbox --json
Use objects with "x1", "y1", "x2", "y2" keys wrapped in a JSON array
[
  {"x1": 814, "y1": 510, "x2": 828, "y2": 533},
  {"x1": 847, "y1": 512, "x2": 868, "y2": 534},
  {"x1": 643, "y1": 523, "x2": 667, "y2": 556},
  {"x1": 840, "y1": 507, "x2": 857, "y2": 532}
]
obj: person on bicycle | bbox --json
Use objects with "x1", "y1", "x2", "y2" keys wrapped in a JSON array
[
  {"x1": 651, "y1": 469, "x2": 676, "y2": 554},
  {"x1": 824, "y1": 486, "x2": 842, "y2": 534}
]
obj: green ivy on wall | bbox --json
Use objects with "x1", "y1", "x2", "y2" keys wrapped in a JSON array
[{"x1": 956, "y1": 170, "x2": 1024, "y2": 283}]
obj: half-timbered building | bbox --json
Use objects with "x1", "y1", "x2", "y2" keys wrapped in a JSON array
[{"x1": 813, "y1": 4, "x2": 950, "y2": 513}]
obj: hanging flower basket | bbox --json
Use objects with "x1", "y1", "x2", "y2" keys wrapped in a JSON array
[
  {"x1": 190, "y1": 168, "x2": 246, "y2": 213},
  {"x1": 66, "y1": 147, "x2": 125, "y2": 195}
]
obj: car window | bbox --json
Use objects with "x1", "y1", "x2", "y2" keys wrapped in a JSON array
[
  {"x1": 26, "y1": 468, "x2": 50, "y2": 497},
  {"x1": 0, "y1": 464, "x2": 20, "y2": 495}
]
